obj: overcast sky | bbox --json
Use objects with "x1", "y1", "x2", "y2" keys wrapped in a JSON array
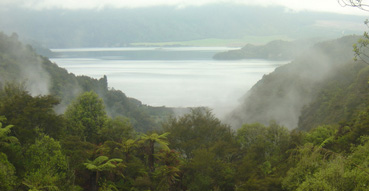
[{"x1": 0, "y1": 0, "x2": 368, "y2": 15}]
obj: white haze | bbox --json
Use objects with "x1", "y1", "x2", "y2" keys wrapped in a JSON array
[
  {"x1": 226, "y1": 36, "x2": 358, "y2": 129},
  {"x1": 0, "y1": 0, "x2": 366, "y2": 15},
  {"x1": 22, "y1": 56, "x2": 51, "y2": 96},
  {"x1": 8, "y1": 44, "x2": 51, "y2": 96}
]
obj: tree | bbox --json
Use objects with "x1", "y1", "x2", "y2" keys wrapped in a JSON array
[
  {"x1": 153, "y1": 150, "x2": 181, "y2": 191},
  {"x1": 0, "y1": 152, "x2": 17, "y2": 191},
  {"x1": 162, "y1": 108, "x2": 234, "y2": 159},
  {"x1": 0, "y1": 83, "x2": 64, "y2": 144},
  {"x1": 0, "y1": 116, "x2": 18, "y2": 190},
  {"x1": 99, "y1": 116, "x2": 133, "y2": 143},
  {"x1": 338, "y1": 0, "x2": 369, "y2": 64},
  {"x1": 84, "y1": 156, "x2": 123, "y2": 191},
  {"x1": 138, "y1": 132, "x2": 170, "y2": 173},
  {"x1": 353, "y1": 23, "x2": 369, "y2": 64},
  {"x1": 23, "y1": 134, "x2": 72, "y2": 191},
  {"x1": 184, "y1": 148, "x2": 236, "y2": 191},
  {"x1": 64, "y1": 91, "x2": 108, "y2": 143},
  {"x1": 0, "y1": 116, "x2": 18, "y2": 147},
  {"x1": 338, "y1": 0, "x2": 369, "y2": 11},
  {"x1": 121, "y1": 139, "x2": 138, "y2": 161}
]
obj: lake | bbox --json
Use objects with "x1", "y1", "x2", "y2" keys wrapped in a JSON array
[{"x1": 50, "y1": 47, "x2": 286, "y2": 115}]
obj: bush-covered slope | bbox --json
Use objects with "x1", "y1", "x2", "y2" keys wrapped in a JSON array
[
  {"x1": 226, "y1": 35, "x2": 360, "y2": 130},
  {"x1": 213, "y1": 39, "x2": 317, "y2": 60},
  {"x1": 298, "y1": 61, "x2": 369, "y2": 131},
  {"x1": 0, "y1": 32, "x2": 174, "y2": 132}
]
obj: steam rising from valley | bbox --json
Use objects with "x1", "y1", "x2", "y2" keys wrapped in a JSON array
[
  {"x1": 226, "y1": 36, "x2": 359, "y2": 129},
  {"x1": 0, "y1": 35, "x2": 51, "y2": 96}
]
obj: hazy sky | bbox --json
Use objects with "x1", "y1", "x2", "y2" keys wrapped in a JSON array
[{"x1": 0, "y1": 0, "x2": 368, "y2": 15}]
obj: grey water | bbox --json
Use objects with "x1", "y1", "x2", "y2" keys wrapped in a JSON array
[{"x1": 50, "y1": 47, "x2": 286, "y2": 115}]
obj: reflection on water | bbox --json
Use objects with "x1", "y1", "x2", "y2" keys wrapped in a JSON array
[{"x1": 50, "y1": 47, "x2": 287, "y2": 115}]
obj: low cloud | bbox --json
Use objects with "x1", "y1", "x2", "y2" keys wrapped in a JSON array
[{"x1": 0, "y1": 0, "x2": 365, "y2": 15}]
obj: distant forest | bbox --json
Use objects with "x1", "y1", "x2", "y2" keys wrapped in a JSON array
[
  {"x1": 0, "y1": 5, "x2": 366, "y2": 47},
  {"x1": 213, "y1": 39, "x2": 319, "y2": 60}
]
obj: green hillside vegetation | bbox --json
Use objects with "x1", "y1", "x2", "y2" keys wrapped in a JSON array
[
  {"x1": 0, "y1": 32, "x2": 175, "y2": 132},
  {"x1": 226, "y1": 35, "x2": 361, "y2": 129},
  {"x1": 1, "y1": 32, "x2": 369, "y2": 190},
  {"x1": 213, "y1": 39, "x2": 318, "y2": 60},
  {"x1": 298, "y1": 62, "x2": 369, "y2": 131}
]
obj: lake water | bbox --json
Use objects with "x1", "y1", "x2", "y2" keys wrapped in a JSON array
[{"x1": 50, "y1": 47, "x2": 286, "y2": 115}]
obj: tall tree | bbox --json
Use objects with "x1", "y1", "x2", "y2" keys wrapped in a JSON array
[
  {"x1": 0, "y1": 116, "x2": 18, "y2": 147},
  {"x1": 162, "y1": 108, "x2": 234, "y2": 160},
  {"x1": 23, "y1": 134, "x2": 73, "y2": 191},
  {"x1": 0, "y1": 152, "x2": 17, "y2": 191},
  {"x1": 139, "y1": 132, "x2": 170, "y2": 173},
  {"x1": 64, "y1": 91, "x2": 108, "y2": 143},
  {"x1": 0, "y1": 117, "x2": 17, "y2": 191},
  {"x1": 0, "y1": 83, "x2": 64, "y2": 144},
  {"x1": 84, "y1": 155, "x2": 123, "y2": 191}
]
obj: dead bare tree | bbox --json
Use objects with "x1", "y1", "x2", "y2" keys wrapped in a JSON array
[{"x1": 338, "y1": 0, "x2": 369, "y2": 11}]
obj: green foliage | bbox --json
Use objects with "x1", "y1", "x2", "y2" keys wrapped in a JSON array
[
  {"x1": 235, "y1": 122, "x2": 290, "y2": 190},
  {"x1": 0, "y1": 152, "x2": 17, "y2": 190},
  {"x1": 185, "y1": 148, "x2": 236, "y2": 191},
  {"x1": 0, "y1": 116, "x2": 18, "y2": 146},
  {"x1": 228, "y1": 35, "x2": 361, "y2": 130},
  {"x1": 23, "y1": 134, "x2": 70, "y2": 191},
  {"x1": 152, "y1": 150, "x2": 182, "y2": 190},
  {"x1": 0, "y1": 83, "x2": 65, "y2": 144},
  {"x1": 298, "y1": 61, "x2": 369, "y2": 131},
  {"x1": 305, "y1": 125, "x2": 336, "y2": 147},
  {"x1": 65, "y1": 91, "x2": 108, "y2": 143},
  {"x1": 3, "y1": 31, "x2": 369, "y2": 191},
  {"x1": 139, "y1": 132, "x2": 170, "y2": 151},
  {"x1": 163, "y1": 108, "x2": 234, "y2": 159},
  {"x1": 0, "y1": 31, "x2": 174, "y2": 134},
  {"x1": 138, "y1": 132, "x2": 170, "y2": 174},
  {"x1": 84, "y1": 156, "x2": 123, "y2": 172},
  {"x1": 84, "y1": 156, "x2": 124, "y2": 191},
  {"x1": 353, "y1": 24, "x2": 369, "y2": 64},
  {"x1": 99, "y1": 116, "x2": 133, "y2": 143}
]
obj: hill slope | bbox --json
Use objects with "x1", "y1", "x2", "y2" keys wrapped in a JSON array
[
  {"x1": 0, "y1": 32, "x2": 174, "y2": 131},
  {"x1": 298, "y1": 61, "x2": 369, "y2": 131},
  {"x1": 226, "y1": 35, "x2": 361, "y2": 130},
  {"x1": 213, "y1": 39, "x2": 317, "y2": 60}
]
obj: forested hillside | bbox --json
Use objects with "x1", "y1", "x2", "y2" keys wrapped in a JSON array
[
  {"x1": 0, "y1": 32, "x2": 174, "y2": 132},
  {"x1": 213, "y1": 39, "x2": 317, "y2": 60},
  {"x1": 226, "y1": 35, "x2": 361, "y2": 130},
  {"x1": 1, "y1": 32, "x2": 369, "y2": 191},
  {"x1": 298, "y1": 61, "x2": 369, "y2": 131}
]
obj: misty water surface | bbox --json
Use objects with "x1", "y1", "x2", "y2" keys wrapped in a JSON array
[{"x1": 50, "y1": 47, "x2": 286, "y2": 114}]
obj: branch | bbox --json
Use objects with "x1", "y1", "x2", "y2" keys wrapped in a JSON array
[{"x1": 338, "y1": 0, "x2": 369, "y2": 11}]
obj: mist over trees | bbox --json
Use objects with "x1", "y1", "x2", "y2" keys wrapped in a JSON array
[
  {"x1": 226, "y1": 35, "x2": 360, "y2": 130},
  {"x1": 1, "y1": 4, "x2": 369, "y2": 189}
]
